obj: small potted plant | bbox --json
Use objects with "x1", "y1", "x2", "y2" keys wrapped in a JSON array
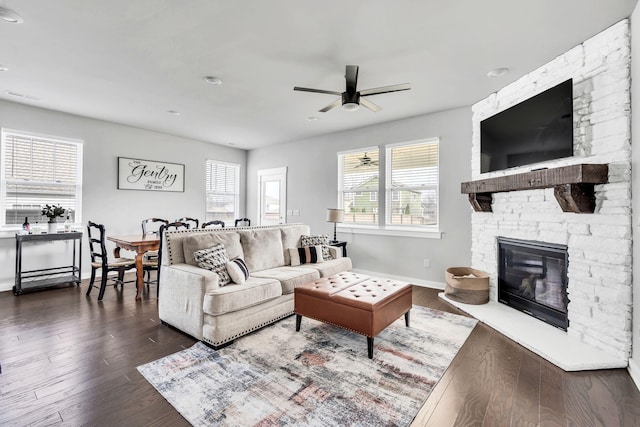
[{"x1": 41, "y1": 204, "x2": 66, "y2": 233}]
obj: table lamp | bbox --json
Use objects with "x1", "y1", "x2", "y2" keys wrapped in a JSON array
[{"x1": 326, "y1": 208, "x2": 344, "y2": 243}]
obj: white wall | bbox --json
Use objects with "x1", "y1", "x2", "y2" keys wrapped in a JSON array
[
  {"x1": 630, "y1": 5, "x2": 640, "y2": 387},
  {"x1": 246, "y1": 107, "x2": 472, "y2": 285},
  {"x1": 0, "y1": 99, "x2": 246, "y2": 292}
]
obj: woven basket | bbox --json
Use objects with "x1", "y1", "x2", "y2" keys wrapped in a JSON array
[{"x1": 444, "y1": 267, "x2": 489, "y2": 305}]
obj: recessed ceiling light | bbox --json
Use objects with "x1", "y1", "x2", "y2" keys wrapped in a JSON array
[
  {"x1": 307, "y1": 116, "x2": 318, "y2": 121},
  {"x1": 167, "y1": 110, "x2": 181, "y2": 116},
  {"x1": 203, "y1": 76, "x2": 223, "y2": 85},
  {"x1": 5, "y1": 90, "x2": 39, "y2": 101},
  {"x1": 0, "y1": 65, "x2": 8, "y2": 72},
  {"x1": 487, "y1": 67, "x2": 509, "y2": 78},
  {"x1": 0, "y1": 7, "x2": 24, "y2": 24}
]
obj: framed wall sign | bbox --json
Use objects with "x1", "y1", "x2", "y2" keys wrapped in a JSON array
[{"x1": 117, "y1": 157, "x2": 185, "y2": 192}]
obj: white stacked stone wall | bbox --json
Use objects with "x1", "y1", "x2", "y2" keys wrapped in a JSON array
[{"x1": 470, "y1": 20, "x2": 631, "y2": 361}]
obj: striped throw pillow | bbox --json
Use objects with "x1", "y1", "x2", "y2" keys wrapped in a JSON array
[
  {"x1": 226, "y1": 257, "x2": 249, "y2": 285},
  {"x1": 288, "y1": 245, "x2": 324, "y2": 266}
]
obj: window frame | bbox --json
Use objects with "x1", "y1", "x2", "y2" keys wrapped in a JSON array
[
  {"x1": 337, "y1": 146, "x2": 379, "y2": 226},
  {"x1": 205, "y1": 159, "x2": 240, "y2": 223},
  {"x1": 385, "y1": 138, "x2": 440, "y2": 229},
  {"x1": 336, "y1": 138, "x2": 441, "y2": 239},
  {"x1": 0, "y1": 128, "x2": 83, "y2": 230}
]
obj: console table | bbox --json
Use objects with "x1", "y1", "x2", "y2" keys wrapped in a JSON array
[{"x1": 14, "y1": 231, "x2": 83, "y2": 295}]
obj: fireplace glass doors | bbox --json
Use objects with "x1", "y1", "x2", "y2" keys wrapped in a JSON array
[{"x1": 497, "y1": 237, "x2": 569, "y2": 330}]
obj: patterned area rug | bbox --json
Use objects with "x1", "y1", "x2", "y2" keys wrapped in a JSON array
[{"x1": 138, "y1": 306, "x2": 477, "y2": 426}]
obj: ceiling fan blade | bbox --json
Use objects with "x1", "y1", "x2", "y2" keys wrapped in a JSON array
[
  {"x1": 294, "y1": 86, "x2": 342, "y2": 96},
  {"x1": 360, "y1": 97, "x2": 382, "y2": 112},
  {"x1": 319, "y1": 98, "x2": 342, "y2": 113},
  {"x1": 345, "y1": 65, "x2": 359, "y2": 94},
  {"x1": 359, "y1": 83, "x2": 411, "y2": 96}
]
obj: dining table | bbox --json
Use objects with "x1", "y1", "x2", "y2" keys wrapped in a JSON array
[{"x1": 107, "y1": 234, "x2": 160, "y2": 300}]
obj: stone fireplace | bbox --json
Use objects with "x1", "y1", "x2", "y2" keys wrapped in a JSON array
[{"x1": 461, "y1": 20, "x2": 632, "y2": 368}]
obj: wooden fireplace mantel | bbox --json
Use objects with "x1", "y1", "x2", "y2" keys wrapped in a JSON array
[{"x1": 460, "y1": 164, "x2": 609, "y2": 213}]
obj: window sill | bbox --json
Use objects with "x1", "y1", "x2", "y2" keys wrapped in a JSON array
[{"x1": 337, "y1": 225, "x2": 442, "y2": 239}]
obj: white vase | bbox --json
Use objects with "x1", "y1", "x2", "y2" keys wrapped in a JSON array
[{"x1": 47, "y1": 221, "x2": 57, "y2": 234}]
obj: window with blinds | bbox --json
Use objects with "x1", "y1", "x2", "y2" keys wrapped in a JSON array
[
  {"x1": 205, "y1": 160, "x2": 239, "y2": 222},
  {"x1": 386, "y1": 139, "x2": 439, "y2": 226},
  {"x1": 1, "y1": 129, "x2": 83, "y2": 227},
  {"x1": 338, "y1": 149, "x2": 379, "y2": 225}
]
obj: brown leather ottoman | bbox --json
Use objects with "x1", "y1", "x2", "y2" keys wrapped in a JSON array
[{"x1": 294, "y1": 272, "x2": 412, "y2": 358}]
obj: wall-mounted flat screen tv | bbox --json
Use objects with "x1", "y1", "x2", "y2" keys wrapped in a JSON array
[{"x1": 480, "y1": 79, "x2": 573, "y2": 173}]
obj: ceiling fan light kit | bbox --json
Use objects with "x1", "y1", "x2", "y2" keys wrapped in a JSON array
[
  {"x1": 0, "y1": 7, "x2": 24, "y2": 23},
  {"x1": 294, "y1": 65, "x2": 410, "y2": 113}
]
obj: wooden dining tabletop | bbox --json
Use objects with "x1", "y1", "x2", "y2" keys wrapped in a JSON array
[{"x1": 107, "y1": 234, "x2": 160, "y2": 300}]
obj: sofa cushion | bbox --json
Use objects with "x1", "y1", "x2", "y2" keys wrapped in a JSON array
[
  {"x1": 238, "y1": 228, "x2": 285, "y2": 272},
  {"x1": 202, "y1": 277, "x2": 282, "y2": 316},
  {"x1": 252, "y1": 266, "x2": 320, "y2": 294},
  {"x1": 183, "y1": 232, "x2": 244, "y2": 266},
  {"x1": 288, "y1": 246, "x2": 324, "y2": 266},
  {"x1": 193, "y1": 244, "x2": 231, "y2": 286},
  {"x1": 301, "y1": 234, "x2": 333, "y2": 261},
  {"x1": 308, "y1": 257, "x2": 353, "y2": 278},
  {"x1": 226, "y1": 257, "x2": 249, "y2": 285},
  {"x1": 281, "y1": 224, "x2": 311, "y2": 265}
]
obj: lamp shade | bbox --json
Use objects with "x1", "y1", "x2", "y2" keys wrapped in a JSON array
[{"x1": 326, "y1": 208, "x2": 344, "y2": 223}]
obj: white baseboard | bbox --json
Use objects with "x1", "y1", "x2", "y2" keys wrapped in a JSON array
[
  {"x1": 629, "y1": 357, "x2": 640, "y2": 391},
  {"x1": 350, "y1": 269, "x2": 445, "y2": 290},
  {"x1": 0, "y1": 281, "x2": 12, "y2": 293}
]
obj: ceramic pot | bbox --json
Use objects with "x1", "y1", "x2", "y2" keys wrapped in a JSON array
[{"x1": 47, "y1": 221, "x2": 57, "y2": 234}]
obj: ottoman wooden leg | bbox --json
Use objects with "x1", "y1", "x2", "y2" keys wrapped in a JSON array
[
  {"x1": 405, "y1": 310, "x2": 410, "y2": 327},
  {"x1": 367, "y1": 337, "x2": 374, "y2": 359},
  {"x1": 295, "y1": 314, "x2": 302, "y2": 332}
]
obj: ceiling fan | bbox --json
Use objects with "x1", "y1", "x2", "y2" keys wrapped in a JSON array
[
  {"x1": 294, "y1": 65, "x2": 411, "y2": 113},
  {"x1": 355, "y1": 153, "x2": 378, "y2": 167}
]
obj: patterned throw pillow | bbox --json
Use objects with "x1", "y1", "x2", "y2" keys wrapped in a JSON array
[
  {"x1": 288, "y1": 245, "x2": 324, "y2": 266},
  {"x1": 300, "y1": 234, "x2": 333, "y2": 261},
  {"x1": 193, "y1": 243, "x2": 231, "y2": 286},
  {"x1": 226, "y1": 257, "x2": 249, "y2": 285}
]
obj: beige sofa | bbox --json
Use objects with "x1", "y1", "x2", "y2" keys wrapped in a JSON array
[{"x1": 158, "y1": 223, "x2": 352, "y2": 347}]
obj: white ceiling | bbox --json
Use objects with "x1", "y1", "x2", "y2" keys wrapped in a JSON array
[{"x1": 0, "y1": 0, "x2": 637, "y2": 150}]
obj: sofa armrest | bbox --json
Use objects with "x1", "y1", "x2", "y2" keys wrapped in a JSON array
[{"x1": 158, "y1": 263, "x2": 220, "y2": 340}]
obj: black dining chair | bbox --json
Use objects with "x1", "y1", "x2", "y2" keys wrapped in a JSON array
[
  {"x1": 234, "y1": 218, "x2": 251, "y2": 227},
  {"x1": 86, "y1": 221, "x2": 136, "y2": 301},
  {"x1": 154, "y1": 221, "x2": 189, "y2": 296},
  {"x1": 142, "y1": 217, "x2": 168, "y2": 235},
  {"x1": 141, "y1": 218, "x2": 168, "y2": 285},
  {"x1": 202, "y1": 220, "x2": 225, "y2": 229},
  {"x1": 175, "y1": 217, "x2": 198, "y2": 229}
]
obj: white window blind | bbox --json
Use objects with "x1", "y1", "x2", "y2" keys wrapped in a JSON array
[
  {"x1": 386, "y1": 139, "x2": 439, "y2": 226},
  {"x1": 338, "y1": 149, "x2": 379, "y2": 225},
  {"x1": 205, "y1": 160, "x2": 239, "y2": 222},
  {"x1": 1, "y1": 129, "x2": 83, "y2": 227}
]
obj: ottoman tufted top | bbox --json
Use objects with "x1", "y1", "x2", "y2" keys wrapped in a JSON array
[
  {"x1": 330, "y1": 278, "x2": 412, "y2": 310},
  {"x1": 295, "y1": 271, "x2": 371, "y2": 299}
]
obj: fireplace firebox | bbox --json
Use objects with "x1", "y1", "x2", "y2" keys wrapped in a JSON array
[{"x1": 497, "y1": 237, "x2": 569, "y2": 330}]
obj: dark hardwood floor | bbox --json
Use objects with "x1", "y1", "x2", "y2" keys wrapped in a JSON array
[{"x1": 0, "y1": 278, "x2": 638, "y2": 426}]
